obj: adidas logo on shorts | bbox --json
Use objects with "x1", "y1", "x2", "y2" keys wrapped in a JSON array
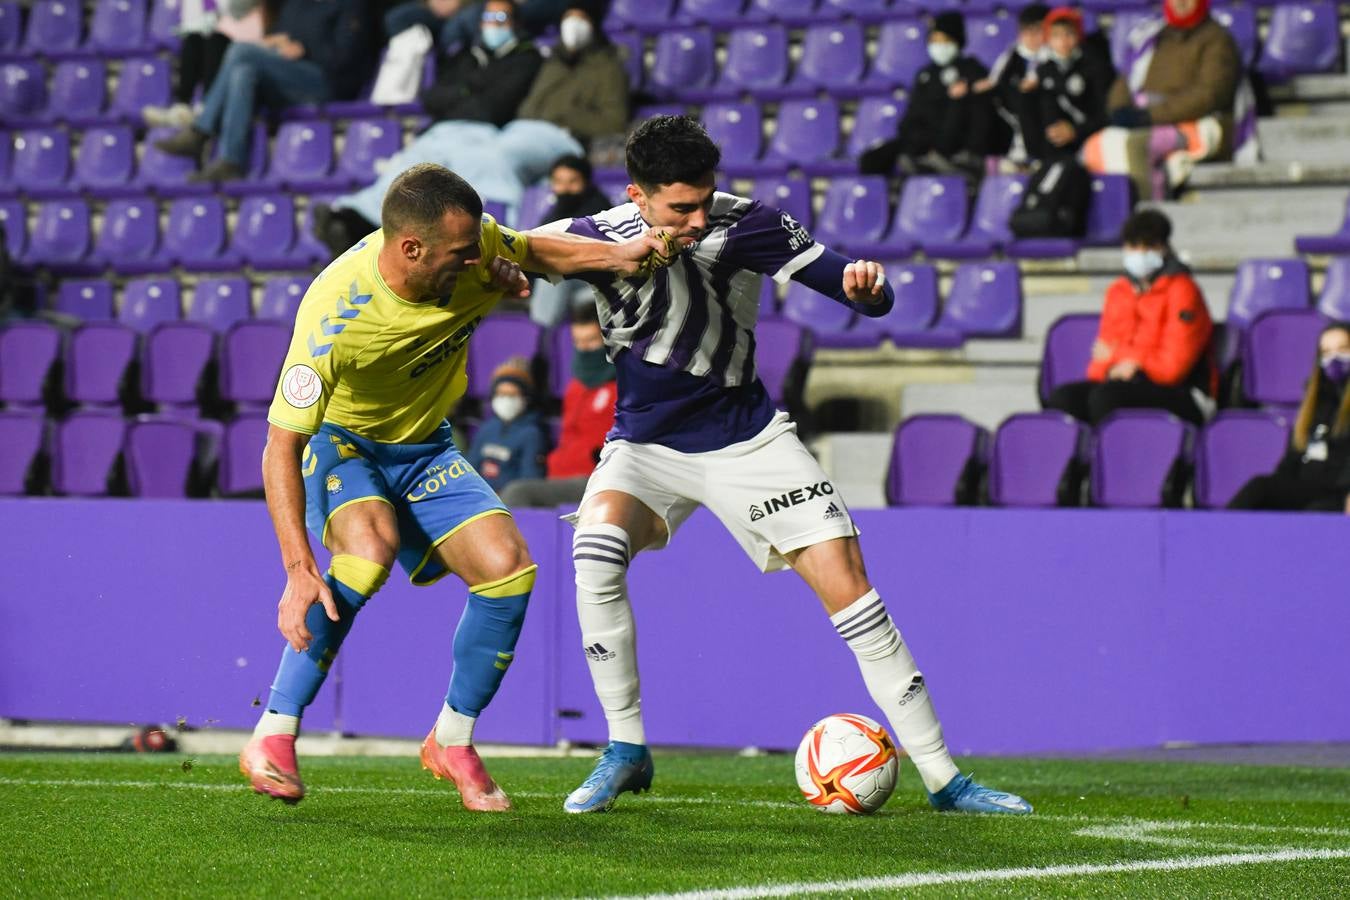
[{"x1": 823, "y1": 502, "x2": 845, "y2": 521}]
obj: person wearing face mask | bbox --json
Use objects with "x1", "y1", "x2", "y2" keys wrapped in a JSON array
[
  {"x1": 516, "y1": 2, "x2": 628, "y2": 143},
  {"x1": 1021, "y1": 7, "x2": 1115, "y2": 161},
  {"x1": 528, "y1": 155, "x2": 615, "y2": 326},
  {"x1": 419, "y1": 0, "x2": 544, "y2": 124},
  {"x1": 500, "y1": 305, "x2": 618, "y2": 508},
  {"x1": 974, "y1": 4, "x2": 1049, "y2": 164},
  {"x1": 1044, "y1": 209, "x2": 1215, "y2": 426},
  {"x1": 467, "y1": 357, "x2": 548, "y2": 492},
  {"x1": 1229, "y1": 325, "x2": 1350, "y2": 512},
  {"x1": 859, "y1": 11, "x2": 1007, "y2": 177},
  {"x1": 1082, "y1": 0, "x2": 1240, "y2": 200}
]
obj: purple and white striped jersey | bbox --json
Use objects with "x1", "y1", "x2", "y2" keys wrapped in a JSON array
[{"x1": 556, "y1": 192, "x2": 822, "y2": 453}]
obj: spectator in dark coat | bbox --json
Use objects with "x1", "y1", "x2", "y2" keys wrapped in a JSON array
[
  {"x1": 419, "y1": 0, "x2": 544, "y2": 124},
  {"x1": 467, "y1": 357, "x2": 547, "y2": 493},
  {"x1": 1022, "y1": 7, "x2": 1115, "y2": 160},
  {"x1": 975, "y1": 4, "x2": 1049, "y2": 163}
]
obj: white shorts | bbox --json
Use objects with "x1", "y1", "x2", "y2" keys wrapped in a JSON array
[{"x1": 566, "y1": 412, "x2": 859, "y2": 573}]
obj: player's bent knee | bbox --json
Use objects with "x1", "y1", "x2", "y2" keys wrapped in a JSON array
[
  {"x1": 572, "y1": 524, "x2": 631, "y2": 604},
  {"x1": 470, "y1": 563, "x2": 537, "y2": 613},
  {"x1": 330, "y1": 553, "x2": 391, "y2": 601}
]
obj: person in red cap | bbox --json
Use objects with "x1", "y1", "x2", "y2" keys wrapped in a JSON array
[
  {"x1": 1021, "y1": 7, "x2": 1115, "y2": 161},
  {"x1": 1082, "y1": 0, "x2": 1240, "y2": 200}
]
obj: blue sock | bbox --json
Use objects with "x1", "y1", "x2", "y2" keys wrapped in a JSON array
[
  {"x1": 446, "y1": 565, "x2": 535, "y2": 717},
  {"x1": 265, "y1": 555, "x2": 389, "y2": 717}
]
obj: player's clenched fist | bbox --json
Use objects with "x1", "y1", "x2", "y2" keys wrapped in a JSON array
[
  {"x1": 487, "y1": 255, "x2": 530, "y2": 298},
  {"x1": 843, "y1": 259, "x2": 887, "y2": 304},
  {"x1": 616, "y1": 227, "x2": 689, "y2": 278}
]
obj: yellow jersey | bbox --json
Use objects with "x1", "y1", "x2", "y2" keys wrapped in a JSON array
[{"x1": 267, "y1": 215, "x2": 530, "y2": 444}]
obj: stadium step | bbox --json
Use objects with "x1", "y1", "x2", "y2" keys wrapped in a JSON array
[
  {"x1": 900, "y1": 382, "x2": 1039, "y2": 434},
  {"x1": 1154, "y1": 187, "x2": 1345, "y2": 266}
]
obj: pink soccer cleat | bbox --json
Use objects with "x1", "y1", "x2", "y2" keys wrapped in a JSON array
[
  {"x1": 239, "y1": 734, "x2": 305, "y2": 804},
  {"x1": 420, "y1": 730, "x2": 512, "y2": 812}
]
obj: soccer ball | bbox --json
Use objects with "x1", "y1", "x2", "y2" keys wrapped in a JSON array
[{"x1": 794, "y1": 713, "x2": 899, "y2": 815}]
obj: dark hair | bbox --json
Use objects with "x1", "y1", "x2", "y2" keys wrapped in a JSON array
[
  {"x1": 1293, "y1": 322, "x2": 1350, "y2": 451},
  {"x1": 1018, "y1": 3, "x2": 1050, "y2": 27},
  {"x1": 625, "y1": 115, "x2": 721, "y2": 192},
  {"x1": 570, "y1": 302, "x2": 600, "y2": 326},
  {"x1": 551, "y1": 153, "x2": 593, "y2": 183},
  {"x1": 1120, "y1": 208, "x2": 1172, "y2": 247},
  {"x1": 381, "y1": 163, "x2": 483, "y2": 240}
]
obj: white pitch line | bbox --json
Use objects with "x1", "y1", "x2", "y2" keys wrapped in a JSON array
[{"x1": 615, "y1": 848, "x2": 1350, "y2": 900}]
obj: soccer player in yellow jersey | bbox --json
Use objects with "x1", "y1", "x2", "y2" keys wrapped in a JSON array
[{"x1": 239, "y1": 164, "x2": 676, "y2": 810}]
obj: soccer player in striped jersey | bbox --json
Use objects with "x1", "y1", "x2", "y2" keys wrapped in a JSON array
[{"x1": 551, "y1": 116, "x2": 1033, "y2": 815}]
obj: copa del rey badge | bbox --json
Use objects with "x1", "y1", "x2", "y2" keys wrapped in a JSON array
[{"x1": 282, "y1": 364, "x2": 323, "y2": 408}]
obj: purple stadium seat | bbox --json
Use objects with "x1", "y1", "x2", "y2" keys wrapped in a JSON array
[
  {"x1": 1242, "y1": 308, "x2": 1328, "y2": 407},
  {"x1": 109, "y1": 56, "x2": 170, "y2": 121},
  {"x1": 705, "y1": 25, "x2": 788, "y2": 101},
  {"x1": 1211, "y1": 4, "x2": 1257, "y2": 67},
  {"x1": 880, "y1": 262, "x2": 940, "y2": 339},
  {"x1": 0, "y1": 61, "x2": 46, "y2": 121},
  {"x1": 965, "y1": 14, "x2": 1016, "y2": 68},
  {"x1": 219, "y1": 413, "x2": 269, "y2": 495},
  {"x1": 545, "y1": 324, "x2": 573, "y2": 398},
  {"x1": 0, "y1": 199, "x2": 27, "y2": 259},
  {"x1": 0, "y1": 2, "x2": 21, "y2": 56},
  {"x1": 220, "y1": 319, "x2": 288, "y2": 407},
  {"x1": 29, "y1": 199, "x2": 94, "y2": 272},
  {"x1": 749, "y1": 174, "x2": 812, "y2": 230},
  {"x1": 164, "y1": 196, "x2": 240, "y2": 271},
  {"x1": 89, "y1": 0, "x2": 149, "y2": 56},
  {"x1": 333, "y1": 118, "x2": 401, "y2": 188},
  {"x1": 466, "y1": 313, "x2": 543, "y2": 400},
  {"x1": 295, "y1": 196, "x2": 336, "y2": 265},
  {"x1": 925, "y1": 174, "x2": 1027, "y2": 259},
  {"x1": 66, "y1": 321, "x2": 136, "y2": 407},
  {"x1": 677, "y1": 0, "x2": 747, "y2": 26},
  {"x1": 760, "y1": 98, "x2": 841, "y2": 173},
  {"x1": 753, "y1": 316, "x2": 806, "y2": 406},
  {"x1": 148, "y1": 0, "x2": 181, "y2": 49},
  {"x1": 137, "y1": 126, "x2": 207, "y2": 195},
  {"x1": 781, "y1": 280, "x2": 861, "y2": 346},
  {"x1": 267, "y1": 120, "x2": 336, "y2": 192},
  {"x1": 845, "y1": 96, "x2": 906, "y2": 161},
  {"x1": 988, "y1": 412, "x2": 1084, "y2": 507},
  {"x1": 823, "y1": 0, "x2": 890, "y2": 21},
  {"x1": 1007, "y1": 174, "x2": 1134, "y2": 258},
  {"x1": 516, "y1": 183, "x2": 558, "y2": 231},
  {"x1": 119, "y1": 277, "x2": 181, "y2": 332},
  {"x1": 649, "y1": 28, "x2": 715, "y2": 99},
  {"x1": 608, "y1": 0, "x2": 675, "y2": 32},
  {"x1": 189, "y1": 276, "x2": 252, "y2": 331},
  {"x1": 12, "y1": 127, "x2": 72, "y2": 198},
  {"x1": 1109, "y1": 10, "x2": 1160, "y2": 72},
  {"x1": 778, "y1": 21, "x2": 866, "y2": 97},
  {"x1": 886, "y1": 414, "x2": 986, "y2": 506},
  {"x1": 231, "y1": 193, "x2": 304, "y2": 270},
  {"x1": 258, "y1": 275, "x2": 311, "y2": 323},
  {"x1": 54, "y1": 279, "x2": 115, "y2": 320},
  {"x1": 746, "y1": 0, "x2": 816, "y2": 26},
  {"x1": 0, "y1": 409, "x2": 44, "y2": 495},
  {"x1": 125, "y1": 417, "x2": 197, "y2": 497},
  {"x1": 610, "y1": 30, "x2": 644, "y2": 89},
  {"x1": 1317, "y1": 257, "x2": 1350, "y2": 321},
  {"x1": 24, "y1": 0, "x2": 83, "y2": 57},
  {"x1": 813, "y1": 175, "x2": 890, "y2": 250},
  {"x1": 868, "y1": 19, "x2": 928, "y2": 90},
  {"x1": 0, "y1": 136, "x2": 11, "y2": 196},
  {"x1": 1258, "y1": 1, "x2": 1340, "y2": 79},
  {"x1": 0, "y1": 320, "x2": 61, "y2": 409},
  {"x1": 74, "y1": 125, "x2": 138, "y2": 196},
  {"x1": 1294, "y1": 193, "x2": 1350, "y2": 255},
  {"x1": 1039, "y1": 313, "x2": 1101, "y2": 405},
  {"x1": 51, "y1": 410, "x2": 125, "y2": 496},
  {"x1": 703, "y1": 102, "x2": 763, "y2": 170},
  {"x1": 938, "y1": 261, "x2": 1022, "y2": 338},
  {"x1": 141, "y1": 320, "x2": 212, "y2": 409},
  {"x1": 883, "y1": 174, "x2": 971, "y2": 257},
  {"x1": 1192, "y1": 410, "x2": 1289, "y2": 509},
  {"x1": 1091, "y1": 410, "x2": 1192, "y2": 508},
  {"x1": 1228, "y1": 258, "x2": 1311, "y2": 329},
  {"x1": 49, "y1": 60, "x2": 108, "y2": 126},
  {"x1": 95, "y1": 197, "x2": 162, "y2": 272}
]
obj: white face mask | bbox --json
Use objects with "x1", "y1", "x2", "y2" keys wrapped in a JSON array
[
  {"x1": 492, "y1": 394, "x2": 525, "y2": 422},
  {"x1": 1123, "y1": 249, "x2": 1165, "y2": 281},
  {"x1": 560, "y1": 16, "x2": 593, "y2": 52},
  {"x1": 928, "y1": 42, "x2": 958, "y2": 67}
]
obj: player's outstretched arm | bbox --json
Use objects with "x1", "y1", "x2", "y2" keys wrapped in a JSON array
[
  {"x1": 792, "y1": 246, "x2": 896, "y2": 317},
  {"x1": 262, "y1": 424, "x2": 338, "y2": 653},
  {"x1": 522, "y1": 227, "x2": 684, "y2": 278}
]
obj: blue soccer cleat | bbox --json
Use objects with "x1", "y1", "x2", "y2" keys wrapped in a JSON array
[
  {"x1": 928, "y1": 773, "x2": 1033, "y2": 814},
  {"x1": 564, "y1": 741, "x2": 654, "y2": 814}
]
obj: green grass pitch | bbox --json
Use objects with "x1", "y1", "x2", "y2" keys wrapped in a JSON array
[{"x1": 2, "y1": 751, "x2": 1347, "y2": 897}]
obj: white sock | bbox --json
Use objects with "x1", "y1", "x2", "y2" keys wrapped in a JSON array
[
  {"x1": 252, "y1": 711, "x2": 299, "y2": 739},
  {"x1": 573, "y1": 524, "x2": 645, "y2": 745},
  {"x1": 831, "y1": 589, "x2": 960, "y2": 794},
  {"x1": 434, "y1": 702, "x2": 476, "y2": 747}
]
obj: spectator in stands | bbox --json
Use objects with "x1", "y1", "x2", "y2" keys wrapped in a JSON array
[
  {"x1": 319, "y1": 2, "x2": 627, "y2": 255},
  {"x1": 142, "y1": 0, "x2": 264, "y2": 130},
  {"x1": 859, "y1": 11, "x2": 1008, "y2": 177},
  {"x1": 500, "y1": 305, "x2": 617, "y2": 507},
  {"x1": 1229, "y1": 324, "x2": 1350, "y2": 512},
  {"x1": 467, "y1": 357, "x2": 547, "y2": 493},
  {"x1": 529, "y1": 154, "x2": 615, "y2": 326},
  {"x1": 1082, "y1": 0, "x2": 1240, "y2": 200},
  {"x1": 976, "y1": 3, "x2": 1049, "y2": 164},
  {"x1": 154, "y1": 0, "x2": 376, "y2": 183},
  {"x1": 1021, "y1": 7, "x2": 1115, "y2": 161},
  {"x1": 1044, "y1": 209, "x2": 1214, "y2": 426},
  {"x1": 419, "y1": 0, "x2": 544, "y2": 124},
  {"x1": 384, "y1": 0, "x2": 594, "y2": 54}
]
